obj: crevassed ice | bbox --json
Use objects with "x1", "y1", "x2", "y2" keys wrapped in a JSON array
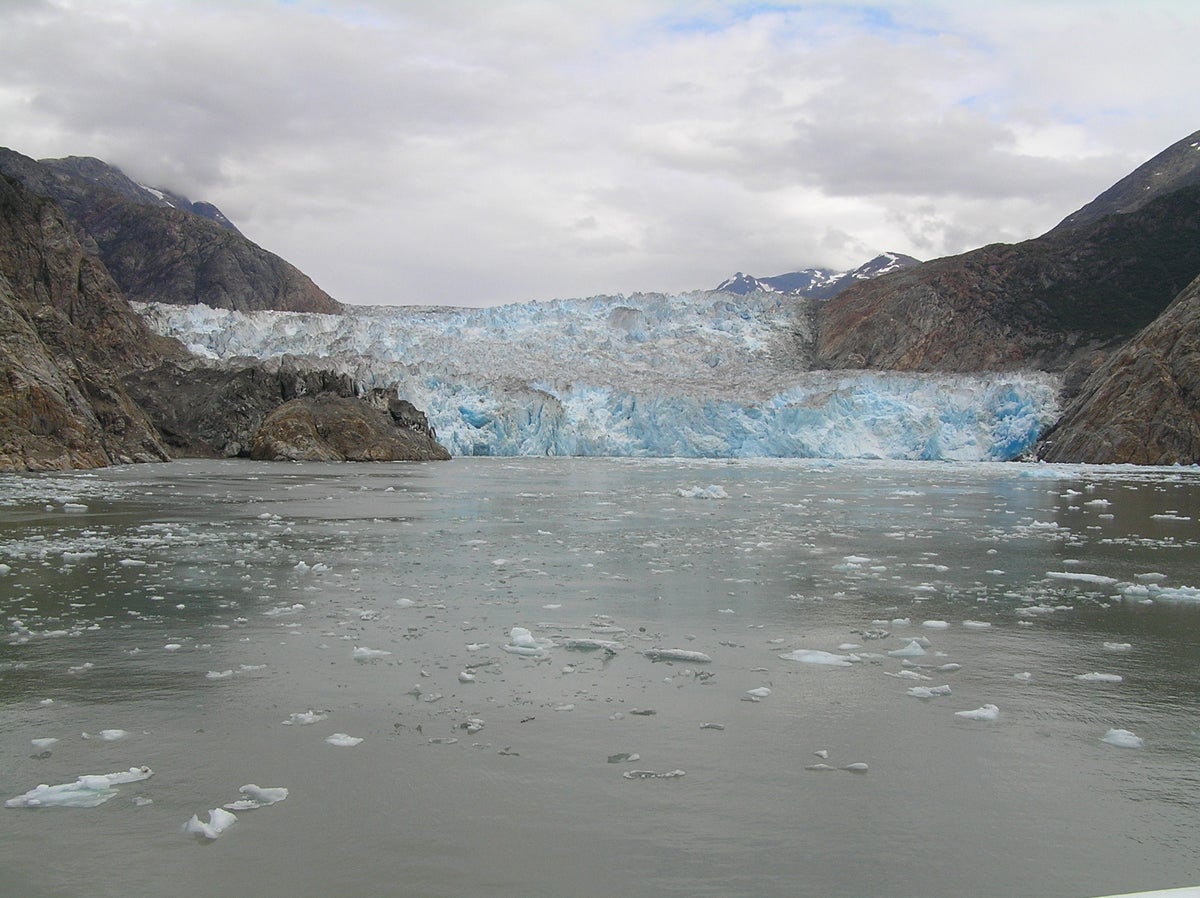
[{"x1": 135, "y1": 294, "x2": 1060, "y2": 461}]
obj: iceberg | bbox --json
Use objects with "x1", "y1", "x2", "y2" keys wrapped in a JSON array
[
  {"x1": 6, "y1": 767, "x2": 153, "y2": 808},
  {"x1": 134, "y1": 294, "x2": 1061, "y2": 461}
]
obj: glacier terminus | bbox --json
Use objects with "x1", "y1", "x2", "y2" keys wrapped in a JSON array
[{"x1": 137, "y1": 291, "x2": 1060, "y2": 461}]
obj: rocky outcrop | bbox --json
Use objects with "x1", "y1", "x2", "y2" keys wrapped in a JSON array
[
  {"x1": 0, "y1": 148, "x2": 342, "y2": 314},
  {"x1": 816, "y1": 184, "x2": 1200, "y2": 378},
  {"x1": 0, "y1": 174, "x2": 178, "y2": 471},
  {"x1": 251, "y1": 394, "x2": 450, "y2": 462},
  {"x1": 122, "y1": 355, "x2": 448, "y2": 461},
  {"x1": 1036, "y1": 274, "x2": 1200, "y2": 465}
]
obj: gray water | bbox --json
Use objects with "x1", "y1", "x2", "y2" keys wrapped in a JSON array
[{"x1": 1, "y1": 457, "x2": 1198, "y2": 898}]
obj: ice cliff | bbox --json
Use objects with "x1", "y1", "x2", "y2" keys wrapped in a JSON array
[{"x1": 135, "y1": 292, "x2": 1060, "y2": 460}]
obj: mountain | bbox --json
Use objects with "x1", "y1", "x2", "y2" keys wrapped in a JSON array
[
  {"x1": 0, "y1": 148, "x2": 342, "y2": 314},
  {"x1": 0, "y1": 170, "x2": 445, "y2": 471},
  {"x1": 1051, "y1": 128, "x2": 1200, "y2": 232},
  {"x1": 714, "y1": 253, "x2": 921, "y2": 299},
  {"x1": 1037, "y1": 271, "x2": 1200, "y2": 465}
]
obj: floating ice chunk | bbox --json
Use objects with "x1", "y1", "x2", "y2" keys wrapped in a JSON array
[
  {"x1": 184, "y1": 807, "x2": 237, "y2": 839},
  {"x1": 98, "y1": 729, "x2": 128, "y2": 741},
  {"x1": 745, "y1": 687, "x2": 772, "y2": 699},
  {"x1": 954, "y1": 704, "x2": 999, "y2": 721},
  {"x1": 224, "y1": 784, "x2": 288, "y2": 810},
  {"x1": 805, "y1": 763, "x2": 837, "y2": 771},
  {"x1": 0, "y1": 563, "x2": 10, "y2": 575},
  {"x1": 887, "y1": 641, "x2": 927, "y2": 658},
  {"x1": 623, "y1": 769, "x2": 686, "y2": 779},
  {"x1": 1103, "y1": 642, "x2": 1133, "y2": 653},
  {"x1": 396, "y1": 598, "x2": 417, "y2": 608},
  {"x1": 325, "y1": 733, "x2": 363, "y2": 747},
  {"x1": 31, "y1": 737, "x2": 59, "y2": 750},
  {"x1": 62, "y1": 503, "x2": 88, "y2": 513},
  {"x1": 352, "y1": 646, "x2": 392, "y2": 661},
  {"x1": 458, "y1": 671, "x2": 476, "y2": 683},
  {"x1": 1046, "y1": 571, "x2": 1118, "y2": 586},
  {"x1": 1076, "y1": 672, "x2": 1123, "y2": 684},
  {"x1": 922, "y1": 620, "x2": 949, "y2": 629},
  {"x1": 962, "y1": 620, "x2": 992, "y2": 629},
  {"x1": 1134, "y1": 572, "x2": 1167, "y2": 584},
  {"x1": 937, "y1": 663, "x2": 962, "y2": 672},
  {"x1": 644, "y1": 648, "x2": 712, "y2": 664},
  {"x1": 1013, "y1": 672, "x2": 1033, "y2": 681},
  {"x1": 886, "y1": 669, "x2": 930, "y2": 681},
  {"x1": 465, "y1": 642, "x2": 489, "y2": 652},
  {"x1": 6, "y1": 767, "x2": 152, "y2": 808},
  {"x1": 676, "y1": 485, "x2": 728, "y2": 499},
  {"x1": 838, "y1": 643, "x2": 863, "y2": 651},
  {"x1": 205, "y1": 670, "x2": 233, "y2": 680},
  {"x1": 562, "y1": 638, "x2": 623, "y2": 652},
  {"x1": 281, "y1": 710, "x2": 326, "y2": 726},
  {"x1": 1101, "y1": 728, "x2": 1144, "y2": 749},
  {"x1": 608, "y1": 752, "x2": 641, "y2": 763},
  {"x1": 842, "y1": 763, "x2": 869, "y2": 773},
  {"x1": 907, "y1": 685, "x2": 952, "y2": 699},
  {"x1": 779, "y1": 649, "x2": 854, "y2": 667},
  {"x1": 504, "y1": 626, "x2": 554, "y2": 656}
]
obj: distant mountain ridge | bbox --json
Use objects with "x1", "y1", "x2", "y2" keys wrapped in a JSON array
[
  {"x1": 0, "y1": 148, "x2": 341, "y2": 314},
  {"x1": 715, "y1": 252, "x2": 921, "y2": 299}
]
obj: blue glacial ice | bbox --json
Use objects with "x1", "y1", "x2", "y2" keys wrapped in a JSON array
[{"x1": 135, "y1": 291, "x2": 1061, "y2": 460}]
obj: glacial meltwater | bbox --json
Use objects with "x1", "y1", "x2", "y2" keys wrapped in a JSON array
[{"x1": 2, "y1": 458, "x2": 1198, "y2": 898}]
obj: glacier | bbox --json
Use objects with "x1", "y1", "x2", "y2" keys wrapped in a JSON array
[{"x1": 134, "y1": 291, "x2": 1061, "y2": 460}]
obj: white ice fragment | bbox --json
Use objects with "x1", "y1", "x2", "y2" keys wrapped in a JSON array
[
  {"x1": 937, "y1": 663, "x2": 962, "y2": 672},
  {"x1": 282, "y1": 710, "x2": 326, "y2": 726},
  {"x1": 676, "y1": 485, "x2": 728, "y2": 499},
  {"x1": 1102, "y1": 642, "x2": 1133, "y2": 653},
  {"x1": 921, "y1": 620, "x2": 949, "y2": 629},
  {"x1": 396, "y1": 598, "x2": 417, "y2": 607},
  {"x1": 779, "y1": 649, "x2": 854, "y2": 667},
  {"x1": 907, "y1": 685, "x2": 952, "y2": 699},
  {"x1": 887, "y1": 641, "x2": 927, "y2": 658},
  {"x1": 1046, "y1": 571, "x2": 1118, "y2": 586},
  {"x1": 6, "y1": 767, "x2": 153, "y2": 808},
  {"x1": 184, "y1": 807, "x2": 237, "y2": 839},
  {"x1": 954, "y1": 704, "x2": 999, "y2": 721},
  {"x1": 562, "y1": 638, "x2": 623, "y2": 652},
  {"x1": 163, "y1": 643, "x2": 182, "y2": 652},
  {"x1": 352, "y1": 646, "x2": 392, "y2": 661},
  {"x1": 842, "y1": 763, "x2": 869, "y2": 773},
  {"x1": 31, "y1": 737, "x2": 59, "y2": 749},
  {"x1": 1013, "y1": 672, "x2": 1033, "y2": 681},
  {"x1": 458, "y1": 671, "x2": 476, "y2": 683},
  {"x1": 205, "y1": 670, "x2": 234, "y2": 680},
  {"x1": 504, "y1": 626, "x2": 553, "y2": 656},
  {"x1": 224, "y1": 784, "x2": 289, "y2": 810},
  {"x1": 962, "y1": 620, "x2": 992, "y2": 629},
  {"x1": 62, "y1": 503, "x2": 88, "y2": 513},
  {"x1": 745, "y1": 687, "x2": 772, "y2": 699},
  {"x1": 98, "y1": 729, "x2": 128, "y2": 741},
  {"x1": 644, "y1": 648, "x2": 712, "y2": 664},
  {"x1": 623, "y1": 769, "x2": 686, "y2": 779},
  {"x1": 325, "y1": 733, "x2": 363, "y2": 747},
  {"x1": 1075, "y1": 672, "x2": 1123, "y2": 684},
  {"x1": 1101, "y1": 728, "x2": 1144, "y2": 749}
]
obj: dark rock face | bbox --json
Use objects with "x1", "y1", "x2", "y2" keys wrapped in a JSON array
[
  {"x1": 122, "y1": 356, "x2": 448, "y2": 462},
  {"x1": 0, "y1": 148, "x2": 342, "y2": 314},
  {"x1": 816, "y1": 185, "x2": 1200, "y2": 375},
  {"x1": 1037, "y1": 274, "x2": 1200, "y2": 465},
  {"x1": 251, "y1": 394, "x2": 450, "y2": 462},
  {"x1": 0, "y1": 174, "x2": 177, "y2": 471}
]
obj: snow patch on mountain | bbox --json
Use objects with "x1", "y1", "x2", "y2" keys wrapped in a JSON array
[{"x1": 136, "y1": 291, "x2": 1059, "y2": 460}]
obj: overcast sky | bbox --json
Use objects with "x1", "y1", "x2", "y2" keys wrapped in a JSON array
[{"x1": 2, "y1": 0, "x2": 1199, "y2": 307}]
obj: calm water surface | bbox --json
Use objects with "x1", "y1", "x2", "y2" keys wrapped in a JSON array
[{"x1": 1, "y1": 458, "x2": 1198, "y2": 898}]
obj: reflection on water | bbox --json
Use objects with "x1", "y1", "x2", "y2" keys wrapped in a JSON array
[{"x1": 1, "y1": 458, "x2": 1198, "y2": 898}]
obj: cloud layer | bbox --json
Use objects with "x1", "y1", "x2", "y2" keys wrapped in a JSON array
[{"x1": 2, "y1": 0, "x2": 1198, "y2": 306}]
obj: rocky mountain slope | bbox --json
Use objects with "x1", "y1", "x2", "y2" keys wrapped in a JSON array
[
  {"x1": 1037, "y1": 272, "x2": 1200, "y2": 465},
  {"x1": 715, "y1": 252, "x2": 920, "y2": 299},
  {"x1": 0, "y1": 171, "x2": 445, "y2": 471},
  {"x1": 0, "y1": 148, "x2": 341, "y2": 314}
]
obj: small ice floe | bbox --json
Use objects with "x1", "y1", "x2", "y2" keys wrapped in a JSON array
[
  {"x1": 396, "y1": 598, "x2": 418, "y2": 608},
  {"x1": 352, "y1": 646, "x2": 392, "y2": 661},
  {"x1": 458, "y1": 671, "x2": 476, "y2": 683},
  {"x1": 937, "y1": 663, "x2": 962, "y2": 673},
  {"x1": 922, "y1": 620, "x2": 949, "y2": 630},
  {"x1": 1103, "y1": 642, "x2": 1133, "y2": 653},
  {"x1": 562, "y1": 638, "x2": 623, "y2": 652},
  {"x1": 98, "y1": 729, "x2": 128, "y2": 742},
  {"x1": 887, "y1": 641, "x2": 927, "y2": 658},
  {"x1": 224, "y1": 784, "x2": 288, "y2": 811},
  {"x1": 205, "y1": 670, "x2": 233, "y2": 680},
  {"x1": 0, "y1": 563, "x2": 10, "y2": 576},
  {"x1": 907, "y1": 685, "x2": 952, "y2": 699},
  {"x1": 461, "y1": 718, "x2": 485, "y2": 734},
  {"x1": 623, "y1": 769, "x2": 686, "y2": 779},
  {"x1": 1134, "y1": 572, "x2": 1167, "y2": 584},
  {"x1": 1076, "y1": 672, "x2": 1124, "y2": 684},
  {"x1": 1046, "y1": 571, "x2": 1118, "y2": 586},
  {"x1": 465, "y1": 642, "x2": 489, "y2": 652},
  {"x1": 281, "y1": 710, "x2": 326, "y2": 726},
  {"x1": 62, "y1": 503, "x2": 88, "y2": 514},
  {"x1": 504, "y1": 627, "x2": 553, "y2": 657},
  {"x1": 184, "y1": 807, "x2": 237, "y2": 840},
  {"x1": 31, "y1": 737, "x2": 59, "y2": 750},
  {"x1": 699, "y1": 723, "x2": 725, "y2": 731},
  {"x1": 838, "y1": 643, "x2": 863, "y2": 651},
  {"x1": 886, "y1": 669, "x2": 930, "y2": 681},
  {"x1": 841, "y1": 763, "x2": 869, "y2": 773},
  {"x1": 608, "y1": 752, "x2": 641, "y2": 763},
  {"x1": 805, "y1": 763, "x2": 837, "y2": 771},
  {"x1": 779, "y1": 649, "x2": 855, "y2": 667},
  {"x1": 325, "y1": 733, "x2": 363, "y2": 747},
  {"x1": 962, "y1": 620, "x2": 992, "y2": 630},
  {"x1": 954, "y1": 704, "x2": 999, "y2": 721},
  {"x1": 1013, "y1": 672, "x2": 1033, "y2": 681},
  {"x1": 744, "y1": 687, "x2": 772, "y2": 701},
  {"x1": 6, "y1": 767, "x2": 153, "y2": 808},
  {"x1": 1101, "y1": 728, "x2": 1144, "y2": 749},
  {"x1": 644, "y1": 648, "x2": 712, "y2": 664},
  {"x1": 676, "y1": 485, "x2": 728, "y2": 500},
  {"x1": 554, "y1": 703, "x2": 575, "y2": 712}
]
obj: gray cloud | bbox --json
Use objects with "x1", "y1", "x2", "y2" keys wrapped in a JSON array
[{"x1": 1, "y1": 0, "x2": 1197, "y2": 306}]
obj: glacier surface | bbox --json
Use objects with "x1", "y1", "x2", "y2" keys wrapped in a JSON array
[{"x1": 135, "y1": 292, "x2": 1061, "y2": 460}]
